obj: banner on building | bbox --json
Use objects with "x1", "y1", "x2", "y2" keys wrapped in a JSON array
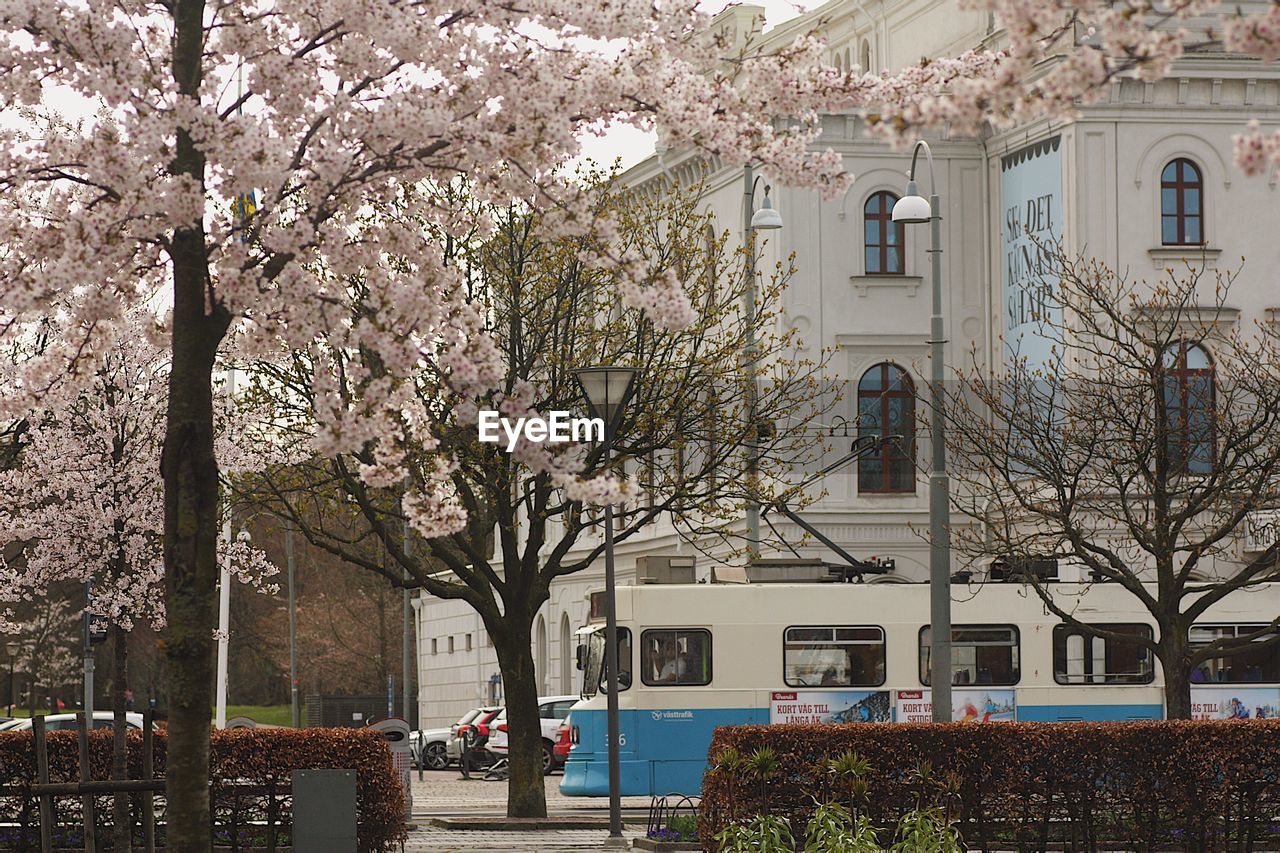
[
  {"x1": 1001, "y1": 135, "x2": 1063, "y2": 373},
  {"x1": 769, "y1": 691, "x2": 892, "y2": 724},
  {"x1": 896, "y1": 689, "x2": 1016, "y2": 723}
]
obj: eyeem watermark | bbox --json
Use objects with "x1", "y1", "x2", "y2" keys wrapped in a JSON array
[{"x1": 477, "y1": 410, "x2": 603, "y2": 451}]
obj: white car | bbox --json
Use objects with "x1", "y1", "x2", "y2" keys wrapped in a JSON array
[
  {"x1": 485, "y1": 695, "x2": 578, "y2": 774},
  {"x1": 2, "y1": 712, "x2": 146, "y2": 731},
  {"x1": 412, "y1": 726, "x2": 453, "y2": 770}
]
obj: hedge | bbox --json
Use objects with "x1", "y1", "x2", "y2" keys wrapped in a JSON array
[
  {"x1": 0, "y1": 727, "x2": 406, "y2": 852},
  {"x1": 700, "y1": 720, "x2": 1280, "y2": 852}
]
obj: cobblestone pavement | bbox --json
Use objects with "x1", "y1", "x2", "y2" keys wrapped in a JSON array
[{"x1": 404, "y1": 769, "x2": 653, "y2": 851}]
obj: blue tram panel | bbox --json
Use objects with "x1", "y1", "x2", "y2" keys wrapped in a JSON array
[{"x1": 562, "y1": 706, "x2": 765, "y2": 796}]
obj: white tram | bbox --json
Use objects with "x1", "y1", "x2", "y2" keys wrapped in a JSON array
[{"x1": 560, "y1": 580, "x2": 1280, "y2": 797}]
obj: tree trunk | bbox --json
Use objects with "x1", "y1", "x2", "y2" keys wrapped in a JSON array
[
  {"x1": 162, "y1": 3, "x2": 226, "y2": 850},
  {"x1": 161, "y1": 266, "x2": 224, "y2": 851},
  {"x1": 491, "y1": 618, "x2": 547, "y2": 818},
  {"x1": 161, "y1": 298, "x2": 222, "y2": 851},
  {"x1": 1162, "y1": 634, "x2": 1193, "y2": 719},
  {"x1": 111, "y1": 625, "x2": 131, "y2": 852}
]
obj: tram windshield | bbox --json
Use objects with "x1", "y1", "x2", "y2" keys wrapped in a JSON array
[{"x1": 581, "y1": 627, "x2": 632, "y2": 699}]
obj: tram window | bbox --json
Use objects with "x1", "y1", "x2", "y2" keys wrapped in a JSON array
[
  {"x1": 1189, "y1": 624, "x2": 1280, "y2": 683},
  {"x1": 919, "y1": 625, "x2": 1020, "y2": 686},
  {"x1": 583, "y1": 628, "x2": 632, "y2": 698},
  {"x1": 784, "y1": 626, "x2": 885, "y2": 687},
  {"x1": 1053, "y1": 624, "x2": 1154, "y2": 684},
  {"x1": 641, "y1": 629, "x2": 712, "y2": 686}
]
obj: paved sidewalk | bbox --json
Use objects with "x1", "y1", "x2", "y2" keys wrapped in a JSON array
[
  {"x1": 403, "y1": 826, "x2": 644, "y2": 852},
  {"x1": 404, "y1": 770, "x2": 653, "y2": 851}
]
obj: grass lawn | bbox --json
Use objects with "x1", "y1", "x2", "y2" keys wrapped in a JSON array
[
  {"x1": 3, "y1": 705, "x2": 303, "y2": 726},
  {"x1": 225, "y1": 704, "x2": 302, "y2": 727}
]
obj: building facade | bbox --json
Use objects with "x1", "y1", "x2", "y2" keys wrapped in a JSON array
[{"x1": 414, "y1": 0, "x2": 1280, "y2": 728}]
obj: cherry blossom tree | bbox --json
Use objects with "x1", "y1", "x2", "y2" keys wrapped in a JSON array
[
  {"x1": 0, "y1": 313, "x2": 275, "y2": 848},
  {"x1": 0, "y1": 0, "x2": 1273, "y2": 841},
  {"x1": 0, "y1": 315, "x2": 275, "y2": 639}
]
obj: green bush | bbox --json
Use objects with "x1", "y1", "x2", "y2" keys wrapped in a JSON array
[
  {"x1": 667, "y1": 812, "x2": 699, "y2": 840},
  {"x1": 715, "y1": 815, "x2": 794, "y2": 852}
]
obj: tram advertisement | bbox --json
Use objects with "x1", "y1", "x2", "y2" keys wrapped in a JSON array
[
  {"x1": 1190, "y1": 687, "x2": 1280, "y2": 720},
  {"x1": 896, "y1": 690, "x2": 1016, "y2": 723},
  {"x1": 770, "y1": 691, "x2": 892, "y2": 724}
]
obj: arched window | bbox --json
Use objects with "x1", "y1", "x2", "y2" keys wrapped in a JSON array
[
  {"x1": 1160, "y1": 158, "x2": 1203, "y2": 246},
  {"x1": 859, "y1": 39, "x2": 871, "y2": 73},
  {"x1": 864, "y1": 191, "x2": 904, "y2": 275},
  {"x1": 1162, "y1": 341, "x2": 1214, "y2": 474},
  {"x1": 535, "y1": 615, "x2": 548, "y2": 694},
  {"x1": 858, "y1": 363, "x2": 916, "y2": 492},
  {"x1": 560, "y1": 613, "x2": 574, "y2": 694}
]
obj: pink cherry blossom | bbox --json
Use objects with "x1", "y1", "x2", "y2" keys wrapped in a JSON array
[{"x1": 0, "y1": 312, "x2": 277, "y2": 632}]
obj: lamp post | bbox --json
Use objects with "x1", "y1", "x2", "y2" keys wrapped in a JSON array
[
  {"x1": 285, "y1": 518, "x2": 300, "y2": 728},
  {"x1": 215, "y1": 369, "x2": 236, "y2": 730},
  {"x1": 5, "y1": 642, "x2": 17, "y2": 716},
  {"x1": 83, "y1": 581, "x2": 94, "y2": 719},
  {"x1": 574, "y1": 365, "x2": 639, "y2": 847},
  {"x1": 892, "y1": 140, "x2": 953, "y2": 723},
  {"x1": 741, "y1": 165, "x2": 783, "y2": 558}
]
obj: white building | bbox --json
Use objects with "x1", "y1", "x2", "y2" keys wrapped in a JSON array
[{"x1": 415, "y1": 0, "x2": 1280, "y2": 728}]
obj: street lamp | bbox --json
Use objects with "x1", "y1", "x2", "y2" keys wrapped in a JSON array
[
  {"x1": 573, "y1": 365, "x2": 638, "y2": 847},
  {"x1": 741, "y1": 165, "x2": 783, "y2": 559},
  {"x1": 892, "y1": 140, "x2": 953, "y2": 723}
]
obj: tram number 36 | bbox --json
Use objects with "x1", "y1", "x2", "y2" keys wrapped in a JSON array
[{"x1": 609, "y1": 733, "x2": 626, "y2": 747}]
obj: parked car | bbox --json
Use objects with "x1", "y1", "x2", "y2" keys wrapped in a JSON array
[
  {"x1": 412, "y1": 725, "x2": 453, "y2": 770},
  {"x1": 1, "y1": 712, "x2": 146, "y2": 731},
  {"x1": 445, "y1": 706, "x2": 501, "y2": 768},
  {"x1": 485, "y1": 695, "x2": 578, "y2": 774},
  {"x1": 553, "y1": 714, "x2": 572, "y2": 765}
]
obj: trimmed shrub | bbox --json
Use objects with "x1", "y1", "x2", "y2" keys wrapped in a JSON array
[
  {"x1": 0, "y1": 726, "x2": 406, "y2": 852},
  {"x1": 700, "y1": 720, "x2": 1280, "y2": 852}
]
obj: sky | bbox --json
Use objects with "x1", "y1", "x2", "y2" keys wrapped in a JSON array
[{"x1": 574, "y1": 0, "x2": 828, "y2": 171}]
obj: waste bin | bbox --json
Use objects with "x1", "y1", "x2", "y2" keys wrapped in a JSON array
[{"x1": 369, "y1": 717, "x2": 413, "y2": 818}]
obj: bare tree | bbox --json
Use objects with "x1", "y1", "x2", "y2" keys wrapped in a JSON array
[
  {"x1": 236, "y1": 177, "x2": 836, "y2": 814},
  {"x1": 941, "y1": 251, "x2": 1280, "y2": 717}
]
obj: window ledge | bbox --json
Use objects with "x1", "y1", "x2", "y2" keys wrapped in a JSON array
[
  {"x1": 1148, "y1": 246, "x2": 1221, "y2": 269},
  {"x1": 850, "y1": 275, "x2": 923, "y2": 297}
]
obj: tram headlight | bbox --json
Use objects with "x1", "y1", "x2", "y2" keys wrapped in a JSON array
[{"x1": 571, "y1": 724, "x2": 580, "y2": 744}]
